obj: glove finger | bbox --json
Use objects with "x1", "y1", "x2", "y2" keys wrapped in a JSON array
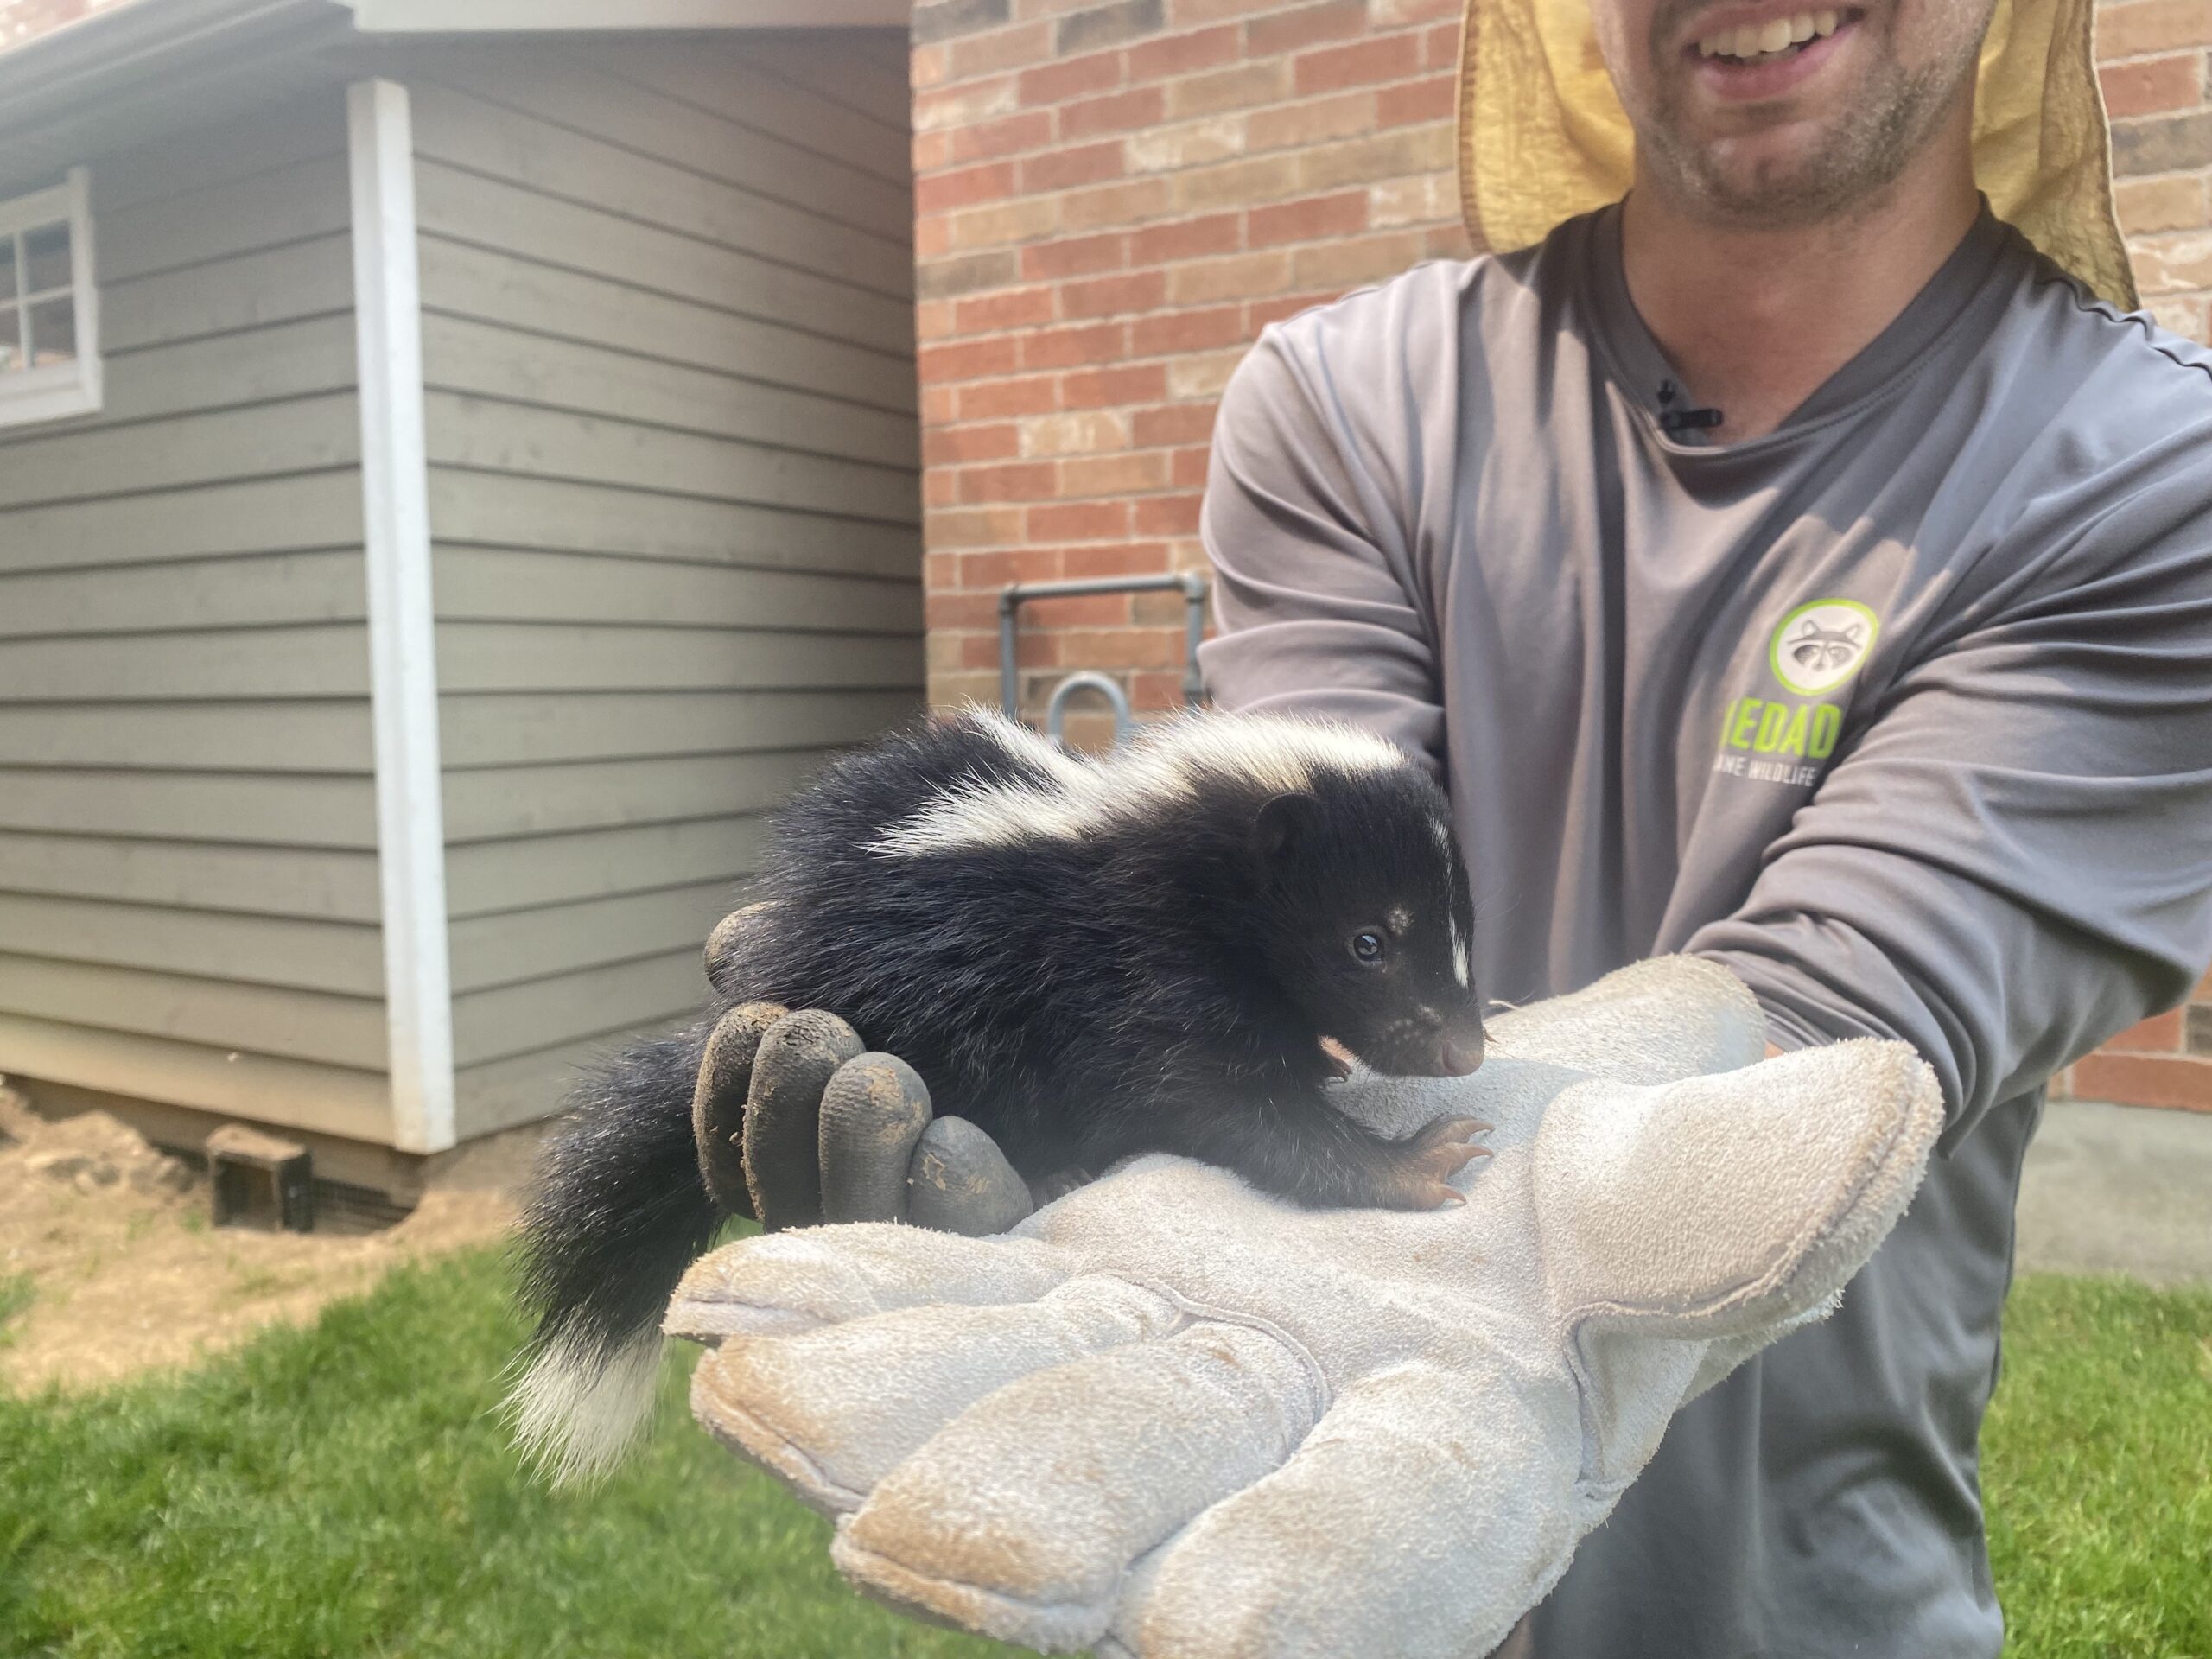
[
  {"x1": 1535, "y1": 1039, "x2": 1942, "y2": 1341},
  {"x1": 906, "y1": 1115, "x2": 1034, "y2": 1235},
  {"x1": 703, "y1": 899, "x2": 776, "y2": 998},
  {"x1": 743, "y1": 1009, "x2": 864, "y2": 1231},
  {"x1": 664, "y1": 1220, "x2": 1069, "y2": 1344},
  {"x1": 831, "y1": 1313, "x2": 1326, "y2": 1653},
  {"x1": 1109, "y1": 1361, "x2": 1580, "y2": 1659},
  {"x1": 691, "y1": 1000, "x2": 787, "y2": 1217},
  {"x1": 1487, "y1": 955, "x2": 1766, "y2": 1083},
  {"x1": 819, "y1": 1052, "x2": 933, "y2": 1224},
  {"x1": 689, "y1": 1275, "x2": 1179, "y2": 1516}
]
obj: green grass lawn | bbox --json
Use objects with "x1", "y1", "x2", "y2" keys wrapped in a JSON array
[
  {"x1": 1984, "y1": 1277, "x2": 2212, "y2": 1658},
  {"x1": 0, "y1": 1252, "x2": 2205, "y2": 1659}
]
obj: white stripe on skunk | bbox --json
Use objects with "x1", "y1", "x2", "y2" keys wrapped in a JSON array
[{"x1": 871, "y1": 706, "x2": 1415, "y2": 856}]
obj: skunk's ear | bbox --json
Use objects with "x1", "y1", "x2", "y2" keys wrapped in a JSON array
[{"x1": 1250, "y1": 791, "x2": 1319, "y2": 863}]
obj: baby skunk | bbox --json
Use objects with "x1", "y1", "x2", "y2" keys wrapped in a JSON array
[{"x1": 510, "y1": 707, "x2": 1488, "y2": 1481}]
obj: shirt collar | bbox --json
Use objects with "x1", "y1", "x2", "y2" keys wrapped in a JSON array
[{"x1": 1576, "y1": 195, "x2": 2018, "y2": 454}]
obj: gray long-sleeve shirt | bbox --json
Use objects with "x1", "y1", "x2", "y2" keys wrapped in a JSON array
[{"x1": 1195, "y1": 201, "x2": 2212, "y2": 1658}]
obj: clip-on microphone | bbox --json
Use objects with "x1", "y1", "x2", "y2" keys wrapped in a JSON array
[{"x1": 1656, "y1": 378, "x2": 1725, "y2": 435}]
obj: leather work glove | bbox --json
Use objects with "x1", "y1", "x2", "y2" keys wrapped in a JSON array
[
  {"x1": 663, "y1": 957, "x2": 1944, "y2": 1659},
  {"x1": 690, "y1": 904, "x2": 1040, "y2": 1238}
]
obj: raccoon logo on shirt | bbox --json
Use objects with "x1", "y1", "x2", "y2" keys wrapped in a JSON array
[{"x1": 1713, "y1": 599, "x2": 1880, "y2": 787}]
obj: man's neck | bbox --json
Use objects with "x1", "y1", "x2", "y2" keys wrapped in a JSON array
[{"x1": 1618, "y1": 119, "x2": 1980, "y2": 444}]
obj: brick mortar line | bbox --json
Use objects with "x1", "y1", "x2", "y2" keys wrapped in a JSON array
[
  {"x1": 913, "y1": 14, "x2": 1453, "y2": 85},
  {"x1": 915, "y1": 96, "x2": 1461, "y2": 177},
  {"x1": 921, "y1": 319, "x2": 1425, "y2": 380},
  {"x1": 2095, "y1": 45, "x2": 2212, "y2": 67},
  {"x1": 926, "y1": 268, "x2": 1459, "y2": 327},
  {"x1": 915, "y1": 35, "x2": 1459, "y2": 99}
]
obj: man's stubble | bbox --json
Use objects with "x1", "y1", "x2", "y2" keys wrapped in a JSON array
[{"x1": 1633, "y1": 0, "x2": 1991, "y2": 228}]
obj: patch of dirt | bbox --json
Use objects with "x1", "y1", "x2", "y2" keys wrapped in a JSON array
[{"x1": 0, "y1": 1085, "x2": 529, "y2": 1395}]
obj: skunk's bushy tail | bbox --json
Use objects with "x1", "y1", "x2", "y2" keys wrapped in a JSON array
[{"x1": 505, "y1": 1023, "x2": 722, "y2": 1484}]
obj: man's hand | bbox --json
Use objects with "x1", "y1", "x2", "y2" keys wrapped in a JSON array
[
  {"x1": 689, "y1": 904, "x2": 1037, "y2": 1237},
  {"x1": 664, "y1": 957, "x2": 1943, "y2": 1659}
]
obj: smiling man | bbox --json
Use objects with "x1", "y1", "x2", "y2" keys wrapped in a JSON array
[{"x1": 1195, "y1": 0, "x2": 2212, "y2": 1649}]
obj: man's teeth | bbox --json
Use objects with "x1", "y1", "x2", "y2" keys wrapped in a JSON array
[{"x1": 1697, "y1": 10, "x2": 1839, "y2": 59}]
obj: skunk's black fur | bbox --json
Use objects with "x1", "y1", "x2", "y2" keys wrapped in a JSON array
[{"x1": 510, "y1": 708, "x2": 1486, "y2": 1480}]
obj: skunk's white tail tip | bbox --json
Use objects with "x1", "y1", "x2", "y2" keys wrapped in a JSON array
[{"x1": 505, "y1": 1332, "x2": 664, "y2": 1487}]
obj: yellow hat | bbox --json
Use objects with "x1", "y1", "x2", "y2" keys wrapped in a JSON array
[{"x1": 1457, "y1": 0, "x2": 2139, "y2": 308}]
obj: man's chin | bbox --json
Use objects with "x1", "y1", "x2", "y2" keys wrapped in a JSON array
[{"x1": 1650, "y1": 124, "x2": 1876, "y2": 226}]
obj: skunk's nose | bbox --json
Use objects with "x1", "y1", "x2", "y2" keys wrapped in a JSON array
[{"x1": 1433, "y1": 1019, "x2": 1485, "y2": 1077}]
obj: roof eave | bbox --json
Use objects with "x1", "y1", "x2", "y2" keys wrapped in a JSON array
[{"x1": 0, "y1": 0, "x2": 357, "y2": 155}]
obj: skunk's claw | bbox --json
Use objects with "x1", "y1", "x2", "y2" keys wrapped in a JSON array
[{"x1": 1376, "y1": 1115, "x2": 1493, "y2": 1211}]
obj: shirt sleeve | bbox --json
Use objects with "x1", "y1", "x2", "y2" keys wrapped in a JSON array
[
  {"x1": 1195, "y1": 321, "x2": 1447, "y2": 771},
  {"x1": 1691, "y1": 464, "x2": 2212, "y2": 1142}
]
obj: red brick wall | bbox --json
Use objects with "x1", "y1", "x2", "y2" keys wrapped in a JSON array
[
  {"x1": 2059, "y1": 975, "x2": 2212, "y2": 1113},
  {"x1": 2063, "y1": 0, "x2": 2212, "y2": 1110},
  {"x1": 910, "y1": 0, "x2": 2212, "y2": 1115},
  {"x1": 909, "y1": 0, "x2": 1472, "y2": 727},
  {"x1": 2103, "y1": 0, "x2": 2212, "y2": 340}
]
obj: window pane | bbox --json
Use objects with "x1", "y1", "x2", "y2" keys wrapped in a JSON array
[
  {"x1": 26, "y1": 296, "x2": 73, "y2": 366},
  {"x1": 22, "y1": 222, "x2": 69, "y2": 296},
  {"x1": 0, "y1": 305, "x2": 19, "y2": 372},
  {"x1": 0, "y1": 236, "x2": 16, "y2": 302}
]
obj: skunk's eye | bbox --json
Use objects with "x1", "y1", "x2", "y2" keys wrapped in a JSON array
[{"x1": 1350, "y1": 931, "x2": 1386, "y2": 964}]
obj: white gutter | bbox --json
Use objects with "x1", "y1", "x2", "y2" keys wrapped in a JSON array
[{"x1": 347, "y1": 77, "x2": 457, "y2": 1155}]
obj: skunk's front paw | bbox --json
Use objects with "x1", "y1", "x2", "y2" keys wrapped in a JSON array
[{"x1": 1376, "y1": 1115, "x2": 1493, "y2": 1209}]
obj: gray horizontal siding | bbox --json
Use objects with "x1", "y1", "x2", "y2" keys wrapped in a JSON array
[
  {"x1": 0, "y1": 89, "x2": 386, "y2": 1124},
  {"x1": 0, "y1": 769, "x2": 376, "y2": 847},
  {"x1": 445, "y1": 816, "x2": 771, "y2": 921},
  {"x1": 0, "y1": 624, "x2": 370, "y2": 700},
  {"x1": 0, "y1": 1011, "x2": 390, "y2": 1145},
  {"x1": 420, "y1": 312, "x2": 918, "y2": 464},
  {"x1": 0, "y1": 702, "x2": 372, "y2": 771},
  {"x1": 99, "y1": 153, "x2": 350, "y2": 285},
  {"x1": 0, "y1": 892, "x2": 382, "y2": 997},
  {"x1": 0, "y1": 953, "x2": 385, "y2": 1071},
  {"x1": 423, "y1": 472, "x2": 922, "y2": 579},
  {"x1": 448, "y1": 880, "x2": 732, "y2": 995},
  {"x1": 412, "y1": 35, "x2": 922, "y2": 1141},
  {"x1": 0, "y1": 550, "x2": 369, "y2": 638},
  {"x1": 0, "y1": 473, "x2": 365, "y2": 575},
  {"x1": 0, "y1": 830, "x2": 380, "y2": 922},
  {"x1": 442, "y1": 749, "x2": 823, "y2": 844},
  {"x1": 588, "y1": 42, "x2": 911, "y2": 186},
  {"x1": 454, "y1": 948, "x2": 701, "y2": 1069},
  {"x1": 431, "y1": 548, "x2": 921, "y2": 633},
  {"x1": 407, "y1": 80, "x2": 910, "y2": 301},
  {"x1": 454, "y1": 1033, "x2": 643, "y2": 1140},
  {"x1": 425, "y1": 391, "x2": 918, "y2": 524},
  {"x1": 439, "y1": 688, "x2": 917, "y2": 767},
  {"x1": 0, "y1": 392, "x2": 358, "y2": 510},
  {"x1": 418, "y1": 237, "x2": 917, "y2": 415},
  {"x1": 421, "y1": 48, "x2": 911, "y2": 245},
  {"x1": 413, "y1": 164, "x2": 912, "y2": 357}
]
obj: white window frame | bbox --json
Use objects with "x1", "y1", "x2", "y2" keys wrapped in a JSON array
[{"x1": 0, "y1": 166, "x2": 102, "y2": 430}]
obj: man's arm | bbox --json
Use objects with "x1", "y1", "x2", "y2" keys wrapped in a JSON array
[
  {"x1": 1689, "y1": 471, "x2": 2212, "y2": 1141},
  {"x1": 1198, "y1": 318, "x2": 2212, "y2": 1140},
  {"x1": 1196, "y1": 322, "x2": 1448, "y2": 769}
]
